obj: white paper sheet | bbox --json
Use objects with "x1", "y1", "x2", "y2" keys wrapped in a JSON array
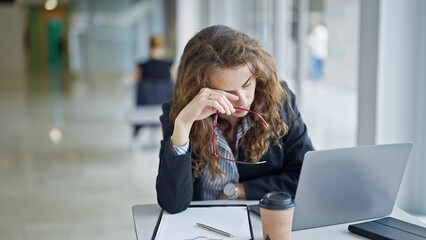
[{"x1": 154, "y1": 206, "x2": 252, "y2": 240}]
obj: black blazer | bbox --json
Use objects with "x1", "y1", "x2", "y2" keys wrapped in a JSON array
[{"x1": 156, "y1": 82, "x2": 314, "y2": 213}]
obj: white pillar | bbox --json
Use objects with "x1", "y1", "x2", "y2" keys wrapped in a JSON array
[
  {"x1": 295, "y1": 0, "x2": 309, "y2": 97},
  {"x1": 377, "y1": 0, "x2": 426, "y2": 214},
  {"x1": 176, "y1": 0, "x2": 202, "y2": 60},
  {"x1": 273, "y1": 0, "x2": 291, "y2": 81},
  {"x1": 357, "y1": 0, "x2": 380, "y2": 146}
]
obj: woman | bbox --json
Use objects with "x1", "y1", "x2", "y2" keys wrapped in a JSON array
[
  {"x1": 135, "y1": 35, "x2": 174, "y2": 82},
  {"x1": 156, "y1": 25, "x2": 314, "y2": 214},
  {"x1": 133, "y1": 35, "x2": 175, "y2": 138}
]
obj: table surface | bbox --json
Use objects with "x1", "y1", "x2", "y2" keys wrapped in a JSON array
[{"x1": 132, "y1": 200, "x2": 426, "y2": 240}]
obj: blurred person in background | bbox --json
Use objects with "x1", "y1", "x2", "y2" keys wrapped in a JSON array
[
  {"x1": 308, "y1": 13, "x2": 329, "y2": 81},
  {"x1": 135, "y1": 35, "x2": 174, "y2": 82},
  {"x1": 156, "y1": 25, "x2": 314, "y2": 214},
  {"x1": 133, "y1": 35, "x2": 175, "y2": 138}
]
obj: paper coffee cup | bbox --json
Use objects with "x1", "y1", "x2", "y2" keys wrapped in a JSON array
[{"x1": 259, "y1": 192, "x2": 295, "y2": 240}]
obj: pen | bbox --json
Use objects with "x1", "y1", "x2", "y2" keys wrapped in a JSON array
[{"x1": 196, "y1": 222, "x2": 235, "y2": 238}]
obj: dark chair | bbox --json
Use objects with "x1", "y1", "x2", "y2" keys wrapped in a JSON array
[
  {"x1": 136, "y1": 78, "x2": 174, "y2": 106},
  {"x1": 132, "y1": 78, "x2": 174, "y2": 138}
]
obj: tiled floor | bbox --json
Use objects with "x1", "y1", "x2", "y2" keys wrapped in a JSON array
[{"x1": 0, "y1": 71, "x2": 159, "y2": 240}]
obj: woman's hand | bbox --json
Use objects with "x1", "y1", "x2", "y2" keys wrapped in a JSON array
[
  {"x1": 179, "y1": 88, "x2": 238, "y2": 123},
  {"x1": 172, "y1": 88, "x2": 238, "y2": 147}
]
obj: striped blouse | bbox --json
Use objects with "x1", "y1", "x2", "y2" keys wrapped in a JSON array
[{"x1": 172, "y1": 118, "x2": 251, "y2": 200}]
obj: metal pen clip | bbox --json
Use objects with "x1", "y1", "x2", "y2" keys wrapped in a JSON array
[{"x1": 196, "y1": 223, "x2": 235, "y2": 238}]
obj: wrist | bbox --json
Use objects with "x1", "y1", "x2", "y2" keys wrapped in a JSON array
[
  {"x1": 224, "y1": 183, "x2": 238, "y2": 200},
  {"x1": 172, "y1": 115, "x2": 193, "y2": 147},
  {"x1": 236, "y1": 183, "x2": 246, "y2": 200},
  {"x1": 224, "y1": 183, "x2": 246, "y2": 200},
  {"x1": 175, "y1": 114, "x2": 194, "y2": 131}
]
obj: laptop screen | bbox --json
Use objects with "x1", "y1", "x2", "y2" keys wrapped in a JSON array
[{"x1": 292, "y1": 143, "x2": 412, "y2": 231}]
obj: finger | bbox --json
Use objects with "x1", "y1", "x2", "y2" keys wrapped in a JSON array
[
  {"x1": 221, "y1": 92, "x2": 237, "y2": 113},
  {"x1": 211, "y1": 92, "x2": 236, "y2": 113},
  {"x1": 202, "y1": 89, "x2": 237, "y2": 114},
  {"x1": 223, "y1": 95, "x2": 235, "y2": 113},
  {"x1": 210, "y1": 100, "x2": 226, "y2": 114},
  {"x1": 223, "y1": 92, "x2": 239, "y2": 101},
  {"x1": 208, "y1": 93, "x2": 232, "y2": 115},
  {"x1": 216, "y1": 95, "x2": 234, "y2": 115}
]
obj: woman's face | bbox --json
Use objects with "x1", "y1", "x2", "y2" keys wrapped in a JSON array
[{"x1": 209, "y1": 65, "x2": 256, "y2": 120}]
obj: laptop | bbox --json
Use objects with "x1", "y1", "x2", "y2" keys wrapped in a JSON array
[{"x1": 291, "y1": 143, "x2": 413, "y2": 230}]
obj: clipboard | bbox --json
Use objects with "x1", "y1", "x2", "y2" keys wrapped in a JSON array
[{"x1": 152, "y1": 204, "x2": 254, "y2": 240}]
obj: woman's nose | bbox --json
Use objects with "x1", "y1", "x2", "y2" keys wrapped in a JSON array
[{"x1": 233, "y1": 93, "x2": 248, "y2": 107}]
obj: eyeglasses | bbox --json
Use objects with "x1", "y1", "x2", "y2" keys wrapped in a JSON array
[{"x1": 211, "y1": 107, "x2": 268, "y2": 165}]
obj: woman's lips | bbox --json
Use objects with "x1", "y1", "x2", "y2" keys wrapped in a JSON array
[{"x1": 234, "y1": 105, "x2": 250, "y2": 113}]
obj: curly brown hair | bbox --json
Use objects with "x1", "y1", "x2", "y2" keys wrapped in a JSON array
[{"x1": 170, "y1": 25, "x2": 289, "y2": 179}]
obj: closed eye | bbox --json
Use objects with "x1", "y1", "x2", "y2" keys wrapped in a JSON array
[
  {"x1": 242, "y1": 76, "x2": 253, "y2": 88},
  {"x1": 222, "y1": 76, "x2": 253, "y2": 93}
]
